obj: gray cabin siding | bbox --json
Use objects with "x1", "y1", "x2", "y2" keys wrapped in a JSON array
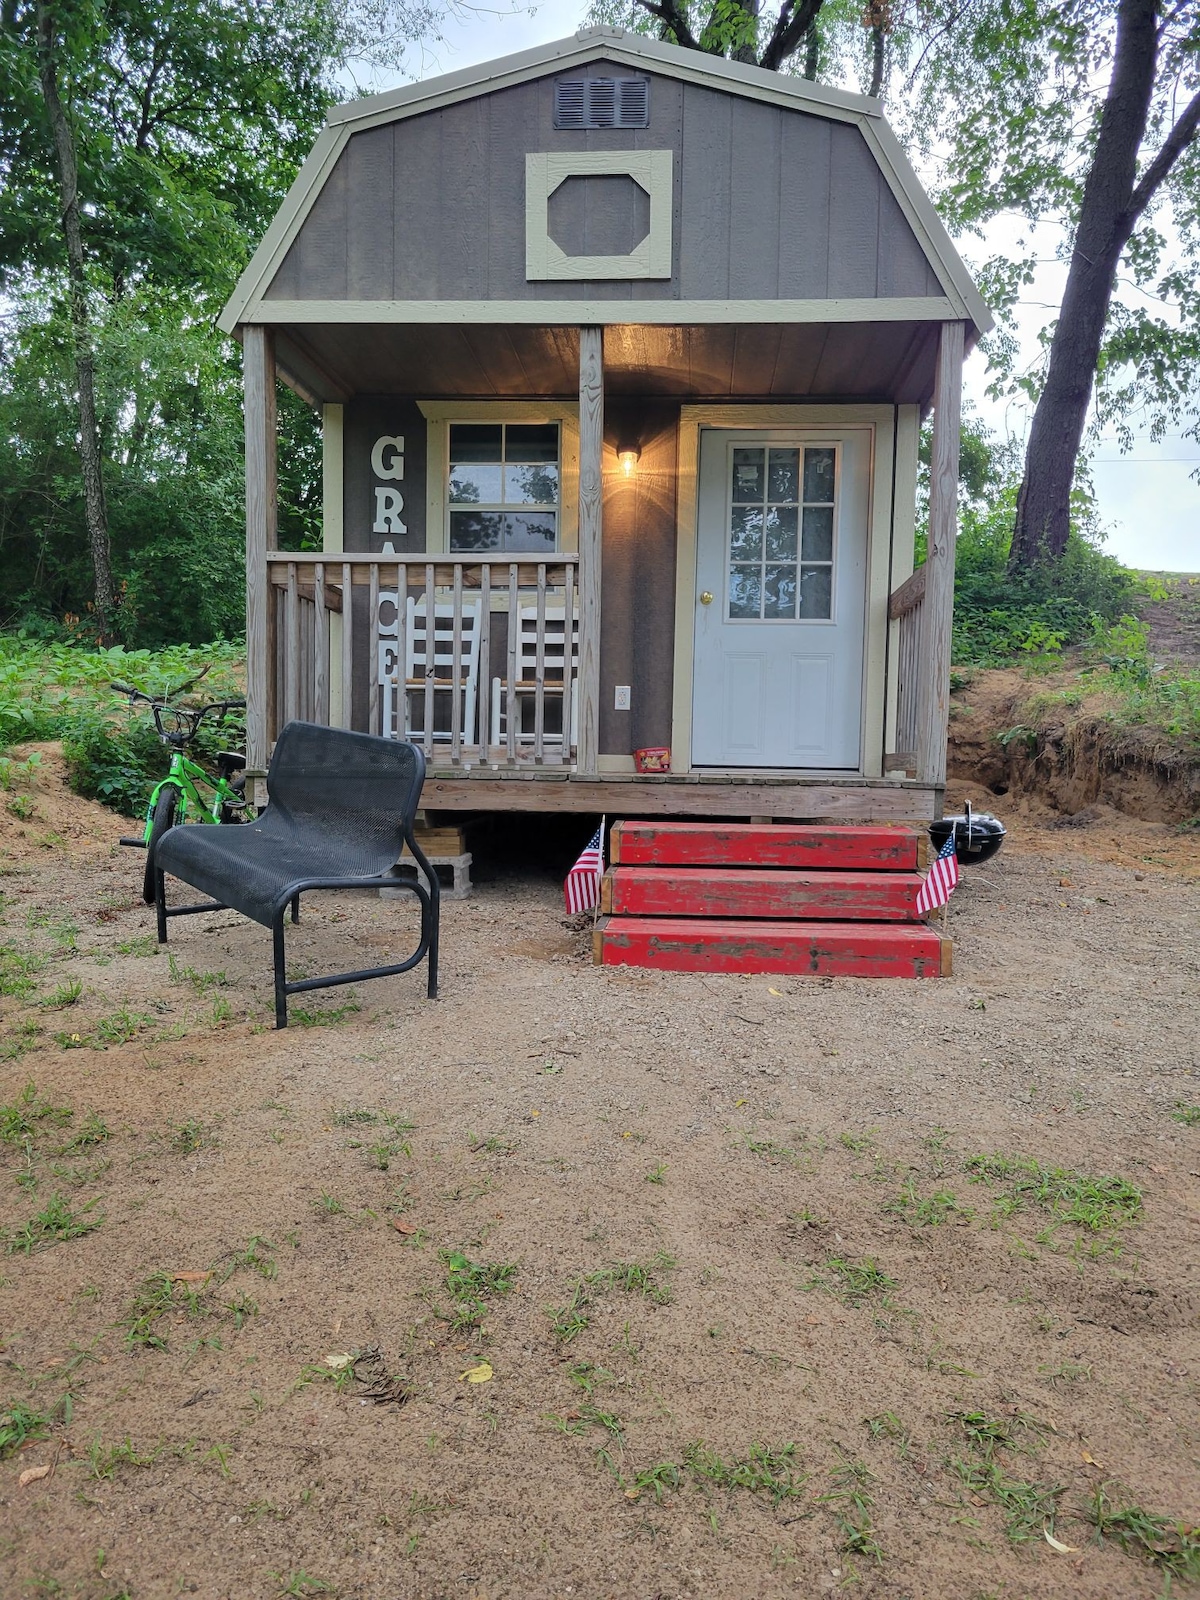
[{"x1": 265, "y1": 61, "x2": 943, "y2": 307}]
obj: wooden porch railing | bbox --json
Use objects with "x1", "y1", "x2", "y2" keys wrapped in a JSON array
[
  {"x1": 886, "y1": 563, "x2": 926, "y2": 776},
  {"x1": 262, "y1": 552, "x2": 581, "y2": 770}
]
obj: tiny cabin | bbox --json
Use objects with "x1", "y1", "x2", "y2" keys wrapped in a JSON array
[{"x1": 221, "y1": 27, "x2": 991, "y2": 823}]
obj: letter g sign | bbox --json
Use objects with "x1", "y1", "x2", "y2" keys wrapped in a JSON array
[{"x1": 370, "y1": 435, "x2": 405, "y2": 480}]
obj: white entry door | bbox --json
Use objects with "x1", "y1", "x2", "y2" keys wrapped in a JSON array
[{"x1": 691, "y1": 429, "x2": 869, "y2": 769}]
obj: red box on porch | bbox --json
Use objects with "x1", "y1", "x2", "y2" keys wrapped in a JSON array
[{"x1": 634, "y1": 746, "x2": 671, "y2": 773}]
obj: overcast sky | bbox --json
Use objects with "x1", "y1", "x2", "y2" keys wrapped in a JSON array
[{"x1": 351, "y1": 0, "x2": 1199, "y2": 573}]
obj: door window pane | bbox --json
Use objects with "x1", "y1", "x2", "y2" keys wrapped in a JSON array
[
  {"x1": 803, "y1": 447, "x2": 835, "y2": 503},
  {"x1": 764, "y1": 565, "x2": 797, "y2": 619},
  {"x1": 729, "y1": 506, "x2": 764, "y2": 560},
  {"x1": 764, "y1": 505, "x2": 798, "y2": 562},
  {"x1": 731, "y1": 449, "x2": 764, "y2": 502},
  {"x1": 728, "y1": 566, "x2": 761, "y2": 618},
  {"x1": 726, "y1": 440, "x2": 836, "y2": 621},
  {"x1": 799, "y1": 565, "x2": 832, "y2": 618},
  {"x1": 447, "y1": 422, "x2": 562, "y2": 550},
  {"x1": 767, "y1": 448, "x2": 800, "y2": 502},
  {"x1": 801, "y1": 505, "x2": 834, "y2": 562}
]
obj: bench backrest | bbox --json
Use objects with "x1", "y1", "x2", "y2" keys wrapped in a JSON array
[{"x1": 265, "y1": 722, "x2": 425, "y2": 858}]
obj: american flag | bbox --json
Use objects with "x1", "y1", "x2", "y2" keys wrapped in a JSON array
[
  {"x1": 565, "y1": 822, "x2": 604, "y2": 914},
  {"x1": 917, "y1": 831, "x2": 960, "y2": 916}
]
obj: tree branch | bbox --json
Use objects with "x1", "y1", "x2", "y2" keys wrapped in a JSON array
[
  {"x1": 760, "y1": 0, "x2": 824, "y2": 71},
  {"x1": 1127, "y1": 85, "x2": 1200, "y2": 220},
  {"x1": 634, "y1": 0, "x2": 702, "y2": 50}
]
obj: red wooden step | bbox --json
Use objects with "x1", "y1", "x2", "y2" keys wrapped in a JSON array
[
  {"x1": 602, "y1": 866, "x2": 924, "y2": 922},
  {"x1": 610, "y1": 821, "x2": 927, "y2": 872},
  {"x1": 594, "y1": 916, "x2": 950, "y2": 978}
]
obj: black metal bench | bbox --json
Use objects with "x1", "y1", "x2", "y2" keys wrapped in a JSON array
[{"x1": 153, "y1": 721, "x2": 438, "y2": 1027}]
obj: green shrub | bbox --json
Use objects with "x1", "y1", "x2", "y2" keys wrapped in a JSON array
[
  {"x1": 0, "y1": 638, "x2": 246, "y2": 816},
  {"x1": 949, "y1": 488, "x2": 1138, "y2": 667}
]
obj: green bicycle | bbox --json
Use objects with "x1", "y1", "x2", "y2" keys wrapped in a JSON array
[{"x1": 112, "y1": 681, "x2": 254, "y2": 903}]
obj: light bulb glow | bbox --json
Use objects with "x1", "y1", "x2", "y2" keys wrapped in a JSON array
[{"x1": 619, "y1": 449, "x2": 639, "y2": 476}]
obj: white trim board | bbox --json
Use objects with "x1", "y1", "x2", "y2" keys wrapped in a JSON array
[
  {"x1": 218, "y1": 29, "x2": 992, "y2": 338},
  {"x1": 670, "y1": 404, "x2": 896, "y2": 778},
  {"x1": 239, "y1": 297, "x2": 960, "y2": 327},
  {"x1": 525, "y1": 150, "x2": 672, "y2": 281}
]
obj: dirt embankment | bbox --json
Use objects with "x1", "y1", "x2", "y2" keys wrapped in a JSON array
[
  {"x1": 947, "y1": 578, "x2": 1199, "y2": 827},
  {"x1": 947, "y1": 668, "x2": 1199, "y2": 825}
]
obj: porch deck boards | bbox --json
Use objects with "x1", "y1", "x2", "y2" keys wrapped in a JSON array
[{"x1": 594, "y1": 915, "x2": 950, "y2": 978}]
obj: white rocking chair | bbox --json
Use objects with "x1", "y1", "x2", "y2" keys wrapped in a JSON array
[
  {"x1": 378, "y1": 593, "x2": 482, "y2": 747},
  {"x1": 490, "y1": 599, "x2": 579, "y2": 754}
]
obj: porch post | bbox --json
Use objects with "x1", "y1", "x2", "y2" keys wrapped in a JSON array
[
  {"x1": 244, "y1": 325, "x2": 277, "y2": 805},
  {"x1": 577, "y1": 326, "x2": 603, "y2": 776},
  {"x1": 916, "y1": 321, "x2": 964, "y2": 791}
]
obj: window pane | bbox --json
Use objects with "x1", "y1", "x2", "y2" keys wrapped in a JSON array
[
  {"x1": 731, "y1": 448, "x2": 764, "y2": 503},
  {"x1": 505, "y1": 463, "x2": 559, "y2": 505},
  {"x1": 450, "y1": 510, "x2": 505, "y2": 551},
  {"x1": 729, "y1": 506, "x2": 764, "y2": 560},
  {"x1": 799, "y1": 564, "x2": 832, "y2": 619},
  {"x1": 504, "y1": 513, "x2": 557, "y2": 552},
  {"x1": 803, "y1": 447, "x2": 835, "y2": 503},
  {"x1": 767, "y1": 448, "x2": 800, "y2": 503},
  {"x1": 728, "y1": 565, "x2": 761, "y2": 619},
  {"x1": 801, "y1": 505, "x2": 834, "y2": 561},
  {"x1": 764, "y1": 505, "x2": 798, "y2": 561},
  {"x1": 505, "y1": 423, "x2": 559, "y2": 463},
  {"x1": 449, "y1": 423, "x2": 503, "y2": 463},
  {"x1": 764, "y1": 564, "x2": 797, "y2": 619},
  {"x1": 449, "y1": 463, "x2": 502, "y2": 504}
]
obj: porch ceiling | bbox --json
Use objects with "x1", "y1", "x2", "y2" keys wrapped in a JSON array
[{"x1": 272, "y1": 320, "x2": 940, "y2": 408}]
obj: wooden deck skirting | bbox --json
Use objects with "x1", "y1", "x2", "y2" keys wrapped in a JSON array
[{"x1": 420, "y1": 769, "x2": 939, "y2": 821}]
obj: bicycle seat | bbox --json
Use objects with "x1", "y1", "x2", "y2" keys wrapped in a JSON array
[{"x1": 217, "y1": 751, "x2": 247, "y2": 769}]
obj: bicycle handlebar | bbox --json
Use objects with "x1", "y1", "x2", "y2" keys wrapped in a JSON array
[{"x1": 110, "y1": 682, "x2": 246, "y2": 743}]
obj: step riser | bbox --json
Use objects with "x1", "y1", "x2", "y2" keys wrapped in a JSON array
[
  {"x1": 611, "y1": 821, "x2": 926, "y2": 872},
  {"x1": 595, "y1": 917, "x2": 949, "y2": 979},
  {"x1": 603, "y1": 868, "x2": 923, "y2": 922}
]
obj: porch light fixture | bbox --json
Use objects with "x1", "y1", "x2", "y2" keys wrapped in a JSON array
[{"x1": 619, "y1": 447, "x2": 640, "y2": 477}]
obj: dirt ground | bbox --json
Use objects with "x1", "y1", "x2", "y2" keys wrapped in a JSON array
[{"x1": 0, "y1": 750, "x2": 1197, "y2": 1600}]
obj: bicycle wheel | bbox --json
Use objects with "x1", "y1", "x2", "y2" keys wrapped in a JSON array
[{"x1": 142, "y1": 786, "x2": 178, "y2": 904}]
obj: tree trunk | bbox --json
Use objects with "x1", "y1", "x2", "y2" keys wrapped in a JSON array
[
  {"x1": 1009, "y1": 0, "x2": 1157, "y2": 571},
  {"x1": 34, "y1": 1, "x2": 116, "y2": 635}
]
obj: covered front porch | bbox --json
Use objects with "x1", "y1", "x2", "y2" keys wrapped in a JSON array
[{"x1": 240, "y1": 313, "x2": 963, "y2": 823}]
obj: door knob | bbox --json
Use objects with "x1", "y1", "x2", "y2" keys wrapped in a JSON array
[{"x1": 699, "y1": 591, "x2": 714, "y2": 605}]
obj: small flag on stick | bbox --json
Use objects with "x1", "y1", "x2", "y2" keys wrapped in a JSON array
[
  {"x1": 916, "y1": 831, "x2": 959, "y2": 916},
  {"x1": 565, "y1": 820, "x2": 605, "y2": 915}
]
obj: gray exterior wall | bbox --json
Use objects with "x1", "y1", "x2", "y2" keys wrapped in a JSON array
[
  {"x1": 265, "y1": 60, "x2": 943, "y2": 306},
  {"x1": 342, "y1": 398, "x2": 427, "y2": 553}
]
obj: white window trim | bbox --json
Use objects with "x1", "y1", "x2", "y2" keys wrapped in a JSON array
[
  {"x1": 525, "y1": 150, "x2": 673, "y2": 281},
  {"x1": 419, "y1": 401, "x2": 580, "y2": 557}
]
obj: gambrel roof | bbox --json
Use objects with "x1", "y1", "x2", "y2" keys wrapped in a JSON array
[{"x1": 219, "y1": 26, "x2": 990, "y2": 338}]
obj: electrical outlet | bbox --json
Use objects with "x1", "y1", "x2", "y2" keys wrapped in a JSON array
[{"x1": 614, "y1": 685, "x2": 631, "y2": 711}]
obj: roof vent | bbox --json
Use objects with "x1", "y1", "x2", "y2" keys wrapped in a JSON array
[{"x1": 554, "y1": 76, "x2": 650, "y2": 129}]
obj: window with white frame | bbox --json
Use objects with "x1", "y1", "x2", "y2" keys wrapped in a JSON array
[{"x1": 448, "y1": 422, "x2": 561, "y2": 553}]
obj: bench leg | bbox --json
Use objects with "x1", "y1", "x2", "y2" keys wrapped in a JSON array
[
  {"x1": 426, "y1": 894, "x2": 439, "y2": 999},
  {"x1": 291, "y1": 894, "x2": 300, "y2": 925},
  {"x1": 273, "y1": 919, "x2": 288, "y2": 1029},
  {"x1": 155, "y1": 866, "x2": 168, "y2": 944}
]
